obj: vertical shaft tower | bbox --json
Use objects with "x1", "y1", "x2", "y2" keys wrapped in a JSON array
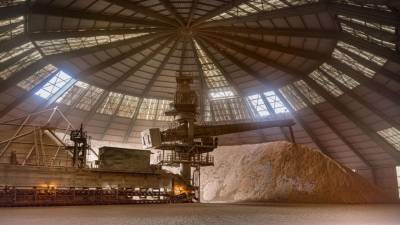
[{"x1": 164, "y1": 73, "x2": 198, "y2": 182}]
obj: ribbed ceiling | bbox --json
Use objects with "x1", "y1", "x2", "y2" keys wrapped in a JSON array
[{"x1": 26, "y1": 0, "x2": 337, "y2": 99}]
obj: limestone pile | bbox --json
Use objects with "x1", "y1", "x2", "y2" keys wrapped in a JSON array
[{"x1": 201, "y1": 141, "x2": 390, "y2": 203}]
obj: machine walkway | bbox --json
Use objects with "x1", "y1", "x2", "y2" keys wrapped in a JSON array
[{"x1": 0, "y1": 186, "x2": 192, "y2": 207}]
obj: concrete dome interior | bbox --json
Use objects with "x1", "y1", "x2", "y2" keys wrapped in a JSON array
[{"x1": 0, "y1": 0, "x2": 400, "y2": 218}]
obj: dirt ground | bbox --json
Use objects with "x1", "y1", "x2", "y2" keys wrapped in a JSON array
[{"x1": 0, "y1": 203, "x2": 399, "y2": 225}]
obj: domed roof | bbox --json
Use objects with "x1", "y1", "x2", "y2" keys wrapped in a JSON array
[{"x1": 1, "y1": 0, "x2": 400, "y2": 173}]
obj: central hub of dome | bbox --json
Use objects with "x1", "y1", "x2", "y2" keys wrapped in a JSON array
[{"x1": 179, "y1": 27, "x2": 193, "y2": 37}]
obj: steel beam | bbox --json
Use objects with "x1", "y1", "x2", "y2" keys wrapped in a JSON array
[
  {"x1": 123, "y1": 98, "x2": 144, "y2": 143},
  {"x1": 335, "y1": 46, "x2": 400, "y2": 83},
  {"x1": 192, "y1": 0, "x2": 254, "y2": 27},
  {"x1": 194, "y1": 38, "x2": 242, "y2": 94},
  {"x1": 0, "y1": 35, "x2": 30, "y2": 54},
  {"x1": 196, "y1": 37, "x2": 258, "y2": 121},
  {"x1": 100, "y1": 95, "x2": 124, "y2": 140},
  {"x1": 36, "y1": 79, "x2": 76, "y2": 111},
  {"x1": 179, "y1": 36, "x2": 187, "y2": 73},
  {"x1": 259, "y1": 93, "x2": 291, "y2": 142},
  {"x1": 198, "y1": 35, "x2": 292, "y2": 89},
  {"x1": 55, "y1": 86, "x2": 92, "y2": 128},
  {"x1": 301, "y1": 77, "x2": 400, "y2": 163},
  {"x1": 160, "y1": 0, "x2": 185, "y2": 26},
  {"x1": 200, "y1": 33, "x2": 308, "y2": 77},
  {"x1": 275, "y1": 91, "x2": 329, "y2": 155},
  {"x1": 0, "y1": 3, "x2": 27, "y2": 20},
  {"x1": 107, "y1": 36, "x2": 176, "y2": 90},
  {"x1": 141, "y1": 38, "x2": 179, "y2": 97},
  {"x1": 104, "y1": 0, "x2": 178, "y2": 26},
  {"x1": 202, "y1": 32, "x2": 330, "y2": 61},
  {"x1": 338, "y1": 19, "x2": 396, "y2": 43},
  {"x1": 4, "y1": 34, "x2": 168, "y2": 103},
  {"x1": 339, "y1": 33, "x2": 400, "y2": 64},
  {"x1": 0, "y1": 59, "x2": 47, "y2": 94},
  {"x1": 186, "y1": 0, "x2": 198, "y2": 27},
  {"x1": 0, "y1": 20, "x2": 24, "y2": 33},
  {"x1": 190, "y1": 38, "x2": 209, "y2": 121},
  {"x1": 61, "y1": 34, "x2": 172, "y2": 85},
  {"x1": 45, "y1": 32, "x2": 171, "y2": 63},
  {"x1": 328, "y1": 3, "x2": 399, "y2": 25},
  {"x1": 0, "y1": 48, "x2": 36, "y2": 72},
  {"x1": 201, "y1": 34, "x2": 400, "y2": 163},
  {"x1": 327, "y1": 59, "x2": 400, "y2": 106},
  {"x1": 0, "y1": 69, "x2": 60, "y2": 119},
  {"x1": 198, "y1": 26, "x2": 340, "y2": 39},
  {"x1": 318, "y1": 67, "x2": 400, "y2": 132},
  {"x1": 28, "y1": 28, "x2": 165, "y2": 40},
  {"x1": 30, "y1": 5, "x2": 167, "y2": 27},
  {"x1": 199, "y1": 3, "x2": 328, "y2": 28},
  {"x1": 81, "y1": 91, "x2": 109, "y2": 125},
  {"x1": 203, "y1": 36, "x2": 310, "y2": 144},
  {"x1": 295, "y1": 83, "x2": 375, "y2": 172},
  {"x1": 100, "y1": 38, "x2": 178, "y2": 138}
]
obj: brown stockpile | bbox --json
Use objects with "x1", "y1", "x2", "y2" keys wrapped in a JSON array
[{"x1": 201, "y1": 141, "x2": 391, "y2": 203}]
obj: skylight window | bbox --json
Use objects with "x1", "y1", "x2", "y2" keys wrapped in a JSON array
[
  {"x1": 0, "y1": 16, "x2": 24, "y2": 42},
  {"x1": 156, "y1": 99, "x2": 173, "y2": 121},
  {"x1": 210, "y1": 97, "x2": 251, "y2": 122},
  {"x1": 319, "y1": 63, "x2": 360, "y2": 90},
  {"x1": 0, "y1": 50, "x2": 42, "y2": 80},
  {"x1": 294, "y1": 80, "x2": 325, "y2": 105},
  {"x1": 35, "y1": 33, "x2": 147, "y2": 55},
  {"x1": 0, "y1": 0, "x2": 26, "y2": 8},
  {"x1": 212, "y1": 99, "x2": 233, "y2": 121},
  {"x1": 117, "y1": 95, "x2": 140, "y2": 118},
  {"x1": 75, "y1": 86, "x2": 104, "y2": 111},
  {"x1": 209, "y1": 87, "x2": 235, "y2": 100},
  {"x1": 228, "y1": 97, "x2": 251, "y2": 121},
  {"x1": 208, "y1": 0, "x2": 318, "y2": 21},
  {"x1": 377, "y1": 127, "x2": 400, "y2": 151},
  {"x1": 203, "y1": 99, "x2": 212, "y2": 122},
  {"x1": 337, "y1": 14, "x2": 395, "y2": 34},
  {"x1": 334, "y1": 0, "x2": 391, "y2": 11},
  {"x1": 0, "y1": 15, "x2": 23, "y2": 26},
  {"x1": 137, "y1": 98, "x2": 158, "y2": 120},
  {"x1": 309, "y1": 70, "x2": 343, "y2": 97},
  {"x1": 247, "y1": 94, "x2": 270, "y2": 117},
  {"x1": 35, "y1": 71, "x2": 73, "y2": 99},
  {"x1": 337, "y1": 41, "x2": 387, "y2": 66},
  {"x1": 56, "y1": 81, "x2": 89, "y2": 105},
  {"x1": 263, "y1": 91, "x2": 289, "y2": 114},
  {"x1": 339, "y1": 21, "x2": 396, "y2": 50},
  {"x1": 279, "y1": 85, "x2": 307, "y2": 111},
  {"x1": 194, "y1": 40, "x2": 232, "y2": 90},
  {"x1": 0, "y1": 42, "x2": 35, "y2": 63},
  {"x1": 332, "y1": 48, "x2": 376, "y2": 78},
  {"x1": 97, "y1": 92, "x2": 123, "y2": 115},
  {"x1": 18, "y1": 64, "x2": 58, "y2": 91}
]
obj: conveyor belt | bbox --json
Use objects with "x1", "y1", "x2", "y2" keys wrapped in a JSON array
[{"x1": 0, "y1": 186, "x2": 192, "y2": 207}]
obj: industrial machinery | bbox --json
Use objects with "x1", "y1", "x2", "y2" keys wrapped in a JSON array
[
  {"x1": 68, "y1": 124, "x2": 90, "y2": 168},
  {"x1": 0, "y1": 108, "x2": 191, "y2": 206},
  {"x1": 141, "y1": 73, "x2": 296, "y2": 197}
]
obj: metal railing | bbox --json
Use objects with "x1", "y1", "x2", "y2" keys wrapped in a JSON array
[{"x1": 156, "y1": 151, "x2": 214, "y2": 166}]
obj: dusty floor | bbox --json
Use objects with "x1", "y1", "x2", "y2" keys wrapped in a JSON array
[{"x1": 0, "y1": 203, "x2": 399, "y2": 225}]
